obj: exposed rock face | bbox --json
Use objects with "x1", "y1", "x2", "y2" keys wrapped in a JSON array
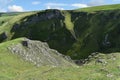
[
  {"x1": 5, "y1": 9, "x2": 120, "y2": 60},
  {"x1": 8, "y1": 38, "x2": 74, "y2": 67},
  {"x1": 102, "y1": 34, "x2": 111, "y2": 47},
  {"x1": 43, "y1": 9, "x2": 64, "y2": 19},
  {"x1": 11, "y1": 23, "x2": 20, "y2": 32},
  {"x1": 10, "y1": 10, "x2": 75, "y2": 55},
  {"x1": 23, "y1": 9, "x2": 64, "y2": 25}
]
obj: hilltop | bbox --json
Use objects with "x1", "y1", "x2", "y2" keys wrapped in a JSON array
[{"x1": 75, "y1": 4, "x2": 120, "y2": 12}]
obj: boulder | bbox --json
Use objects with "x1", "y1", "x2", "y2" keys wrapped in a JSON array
[{"x1": 22, "y1": 41, "x2": 28, "y2": 47}]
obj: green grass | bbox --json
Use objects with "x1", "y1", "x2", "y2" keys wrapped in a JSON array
[
  {"x1": 0, "y1": 4, "x2": 120, "y2": 58},
  {"x1": 0, "y1": 4, "x2": 120, "y2": 80},
  {"x1": 68, "y1": 8, "x2": 120, "y2": 59},
  {"x1": 0, "y1": 38, "x2": 120, "y2": 80},
  {"x1": 0, "y1": 39, "x2": 120, "y2": 80},
  {"x1": 0, "y1": 12, "x2": 36, "y2": 41},
  {"x1": 0, "y1": 38, "x2": 76, "y2": 79},
  {"x1": 63, "y1": 11, "x2": 77, "y2": 40},
  {"x1": 6, "y1": 10, "x2": 76, "y2": 54},
  {"x1": 75, "y1": 4, "x2": 120, "y2": 12},
  {"x1": 0, "y1": 16, "x2": 13, "y2": 26},
  {"x1": 0, "y1": 38, "x2": 35, "y2": 79},
  {"x1": 28, "y1": 53, "x2": 120, "y2": 80},
  {"x1": 63, "y1": 11, "x2": 74, "y2": 30}
]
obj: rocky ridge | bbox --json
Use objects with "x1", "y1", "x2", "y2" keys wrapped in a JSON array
[{"x1": 8, "y1": 38, "x2": 74, "y2": 67}]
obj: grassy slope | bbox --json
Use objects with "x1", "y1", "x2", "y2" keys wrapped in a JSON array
[
  {"x1": 23, "y1": 53, "x2": 120, "y2": 80},
  {"x1": 0, "y1": 4, "x2": 120, "y2": 59},
  {"x1": 63, "y1": 11, "x2": 77, "y2": 40},
  {"x1": 0, "y1": 38, "x2": 75, "y2": 80},
  {"x1": 0, "y1": 38, "x2": 36, "y2": 79},
  {"x1": 75, "y1": 4, "x2": 120, "y2": 12},
  {"x1": 68, "y1": 6, "x2": 120, "y2": 59},
  {"x1": 7, "y1": 10, "x2": 75, "y2": 54},
  {"x1": 0, "y1": 4, "x2": 120, "y2": 80},
  {"x1": 0, "y1": 38, "x2": 120, "y2": 80},
  {"x1": 0, "y1": 12, "x2": 36, "y2": 34}
]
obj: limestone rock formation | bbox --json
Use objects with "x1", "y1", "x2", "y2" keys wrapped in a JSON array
[{"x1": 8, "y1": 38, "x2": 74, "y2": 67}]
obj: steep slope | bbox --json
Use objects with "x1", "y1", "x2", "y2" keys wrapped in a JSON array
[
  {"x1": 0, "y1": 4, "x2": 120, "y2": 80},
  {"x1": 0, "y1": 4, "x2": 120, "y2": 59},
  {"x1": 0, "y1": 10, "x2": 76, "y2": 54},
  {"x1": 0, "y1": 38, "x2": 75, "y2": 79},
  {"x1": 0, "y1": 38, "x2": 120, "y2": 80},
  {"x1": 0, "y1": 37, "x2": 74, "y2": 66},
  {"x1": 19, "y1": 52, "x2": 120, "y2": 80},
  {"x1": 1, "y1": 51, "x2": 120, "y2": 80},
  {"x1": 68, "y1": 9, "x2": 120, "y2": 59}
]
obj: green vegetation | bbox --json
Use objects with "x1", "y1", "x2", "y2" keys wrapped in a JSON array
[
  {"x1": 0, "y1": 4, "x2": 120, "y2": 80},
  {"x1": 68, "y1": 9, "x2": 120, "y2": 59},
  {"x1": 63, "y1": 11, "x2": 74, "y2": 30},
  {"x1": 63, "y1": 11, "x2": 77, "y2": 40},
  {"x1": 0, "y1": 39, "x2": 120, "y2": 79},
  {"x1": 0, "y1": 38, "x2": 76, "y2": 79},
  {"x1": 0, "y1": 4, "x2": 120, "y2": 59},
  {"x1": 75, "y1": 4, "x2": 120, "y2": 12},
  {"x1": 13, "y1": 53, "x2": 120, "y2": 80},
  {"x1": 0, "y1": 38, "x2": 35, "y2": 79}
]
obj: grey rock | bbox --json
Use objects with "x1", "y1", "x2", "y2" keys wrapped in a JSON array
[
  {"x1": 74, "y1": 59, "x2": 85, "y2": 65},
  {"x1": 95, "y1": 59, "x2": 107, "y2": 65},
  {"x1": 103, "y1": 34, "x2": 111, "y2": 46},
  {"x1": 24, "y1": 10, "x2": 64, "y2": 25},
  {"x1": 106, "y1": 74, "x2": 113, "y2": 78},
  {"x1": 8, "y1": 38, "x2": 74, "y2": 67}
]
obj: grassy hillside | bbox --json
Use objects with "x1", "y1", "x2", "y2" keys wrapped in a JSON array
[
  {"x1": 75, "y1": 4, "x2": 120, "y2": 12},
  {"x1": 0, "y1": 4, "x2": 120, "y2": 80},
  {"x1": 0, "y1": 38, "x2": 36, "y2": 79},
  {"x1": 0, "y1": 4, "x2": 120, "y2": 59},
  {"x1": 18, "y1": 52, "x2": 120, "y2": 80},
  {"x1": 0, "y1": 38, "x2": 76, "y2": 79},
  {"x1": 68, "y1": 9, "x2": 120, "y2": 59},
  {"x1": 0, "y1": 39, "x2": 120, "y2": 79}
]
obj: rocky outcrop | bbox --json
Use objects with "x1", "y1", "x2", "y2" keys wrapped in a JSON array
[
  {"x1": 8, "y1": 38, "x2": 74, "y2": 67},
  {"x1": 23, "y1": 9, "x2": 64, "y2": 25},
  {"x1": 11, "y1": 9, "x2": 64, "y2": 32},
  {"x1": 3, "y1": 9, "x2": 120, "y2": 60}
]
